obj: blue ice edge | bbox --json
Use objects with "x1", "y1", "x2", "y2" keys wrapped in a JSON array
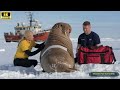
[{"x1": 89, "y1": 72, "x2": 119, "y2": 77}]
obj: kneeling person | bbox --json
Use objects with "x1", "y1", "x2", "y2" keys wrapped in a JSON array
[
  {"x1": 14, "y1": 30, "x2": 45, "y2": 67},
  {"x1": 75, "y1": 21, "x2": 101, "y2": 63}
]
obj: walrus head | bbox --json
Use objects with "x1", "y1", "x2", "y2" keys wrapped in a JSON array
[
  {"x1": 44, "y1": 22, "x2": 74, "y2": 58},
  {"x1": 50, "y1": 22, "x2": 72, "y2": 37}
]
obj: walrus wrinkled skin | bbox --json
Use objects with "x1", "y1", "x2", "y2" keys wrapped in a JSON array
[{"x1": 40, "y1": 22, "x2": 76, "y2": 73}]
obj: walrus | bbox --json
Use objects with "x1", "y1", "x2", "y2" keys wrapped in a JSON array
[{"x1": 40, "y1": 22, "x2": 76, "y2": 73}]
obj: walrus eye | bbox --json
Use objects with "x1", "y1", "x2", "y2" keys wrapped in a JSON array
[{"x1": 69, "y1": 29, "x2": 71, "y2": 33}]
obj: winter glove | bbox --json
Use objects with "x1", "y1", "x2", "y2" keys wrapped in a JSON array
[
  {"x1": 39, "y1": 42, "x2": 45, "y2": 50},
  {"x1": 35, "y1": 42, "x2": 45, "y2": 50}
]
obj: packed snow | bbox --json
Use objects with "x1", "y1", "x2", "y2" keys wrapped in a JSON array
[
  {"x1": 0, "y1": 49, "x2": 5, "y2": 52},
  {"x1": 0, "y1": 38, "x2": 120, "y2": 79}
]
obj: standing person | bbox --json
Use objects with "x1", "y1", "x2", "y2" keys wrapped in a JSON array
[
  {"x1": 75, "y1": 21, "x2": 101, "y2": 62},
  {"x1": 14, "y1": 30, "x2": 45, "y2": 67}
]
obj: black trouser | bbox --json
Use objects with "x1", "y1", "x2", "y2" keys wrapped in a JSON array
[
  {"x1": 14, "y1": 58, "x2": 38, "y2": 67},
  {"x1": 74, "y1": 57, "x2": 78, "y2": 63},
  {"x1": 74, "y1": 52, "x2": 78, "y2": 63}
]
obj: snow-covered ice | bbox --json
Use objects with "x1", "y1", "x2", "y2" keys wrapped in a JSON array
[
  {"x1": 0, "y1": 38, "x2": 120, "y2": 79},
  {"x1": 0, "y1": 49, "x2": 5, "y2": 52}
]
